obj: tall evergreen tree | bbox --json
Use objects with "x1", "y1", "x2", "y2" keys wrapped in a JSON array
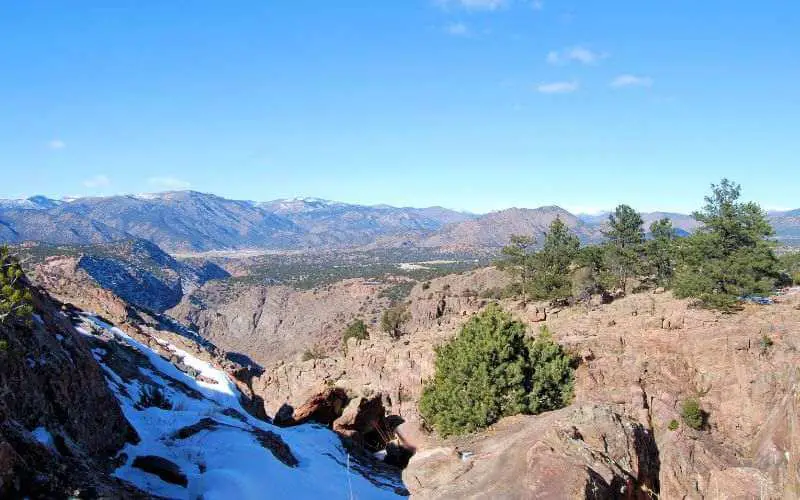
[
  {"x1": 603, "y1": 204, "x2": 645, "y2": 293},
  {"x1": 497, "y1": 234, "x2": 536, "y2": 304},
  {"x1": 673, "y1": 179, "x2": 779, "y2": 310},
  {"x1": 646, "y1": 218, "x2": 677, "y2": 287},
  {"x1": 531, "y1": 217, "x2": 580, "y2": 301}
]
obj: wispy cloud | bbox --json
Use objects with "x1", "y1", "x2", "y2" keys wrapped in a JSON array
[
  {"x1": 436, "y1": 0, "x2": 507, "y2": 11},
  {"x1": 444, "y1": 22, "x2": 470, "y2": 36},
  {"x1": 610, "y1": 74, "x2": 653, "y2": 88},
  {"x1": 48, "y1": 139, "x2": 66, "y2": 150},
  {"x1": 83, "y1": 175, "x2": 111, "y2": 189},
  {"x1": 536, "y1": 81, "x2": 579, "y2": 94},
  {"x1": 148, "y1": 176, "x2": 191, "y2": 191},
  {"x1": 546, "y1": 46, "x2": 607, "y2": 66},
  {"x1": 531, "y1": 0, "x2": 544, "y2": 10}
]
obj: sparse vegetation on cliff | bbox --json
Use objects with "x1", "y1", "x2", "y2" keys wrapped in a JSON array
[
  {"x1": 419, "y1": 306, "x2": 574, "y2": 436},
  {"x1": 342, "y1": 319, "x2": 369, "y2": 352},
  {"x1": 681, "y1": 398, "x2": 706, "y2": 430},
  {"x1": 381, "y1": 304, "x2": 410, "y2": 339},
  {"x1": 0, "y1": 245, "x2": 33, "y2": 324}
]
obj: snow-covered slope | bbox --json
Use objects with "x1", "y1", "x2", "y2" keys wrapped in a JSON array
[{"x1": 74, "y1": 314, "x2": 406, "y2": 499}]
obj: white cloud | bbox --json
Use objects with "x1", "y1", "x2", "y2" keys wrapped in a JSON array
[
  {"x1": 148, "y1": 176, "x2": 191, "y2": 190},
  {"x1": 83, "y1": 175, "x2": 111, "y2": 189},
  {"x1": 546, "y1": 46, "x2": 607, "y2": 65},
  {"x1": 610, "y1": 74, "x2": 653, "y2": 88},
  {"x1": 48, "y1": 139, "x2": 66, "y2": 150},
  {"x1": 436, "y1": 0, "x2": 507, "y2": 11},
  {"x1": 531, "y1": 0, "x2": 544, "y2": 10},
  {"x1": 536, "y1": 81, "x2": 579, "y2": 94},
  {"x1": 444, "y1": 22, "x2": 470, "y2": 36}
]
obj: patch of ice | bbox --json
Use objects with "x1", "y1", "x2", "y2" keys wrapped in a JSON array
[{"x1": 31, "y1": 427, "x2": 56, "y2": 451}]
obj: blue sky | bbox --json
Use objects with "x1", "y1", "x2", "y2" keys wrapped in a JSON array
[{"x1": 1, "y1": 0, "x2": 798, "y2": 213}]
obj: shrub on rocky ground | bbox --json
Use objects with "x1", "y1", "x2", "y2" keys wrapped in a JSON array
[
  {"x1": 342, "y1": 319, "x2": 369, "y2": 353},
  {"x1": 420, "y1": 306, "x2": 574, "y2": 437},
  {"x1": 301, "y1": 345, "x2": 328, "y2": 362},
  {"x1": 681, "y1": 398, "x2": 705, "y2": 430}
]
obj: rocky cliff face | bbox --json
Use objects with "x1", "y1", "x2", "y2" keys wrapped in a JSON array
[
  {"x1": 169, "y1": 278, "x2": 396, "y2": 367},
  {"x1": 254, "y1": 267, "x2": 510, "y2": 420},
  {"x1": 15, "y1": 257, "x2": 407, "y2": 497},
  {"x1": 77, "y1": 239, "x2": 228, "y2": 312},
  {"x1": 251, "y1": 266, "x2": 800, "y2": 498},
  {"x1": 0, "y1": 284, "x2": 144, "y2": 497}
]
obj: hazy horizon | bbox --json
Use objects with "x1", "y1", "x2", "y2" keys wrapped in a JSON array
[{"x1": 1, "y1": 188, "x2": 796, "y2": 216}]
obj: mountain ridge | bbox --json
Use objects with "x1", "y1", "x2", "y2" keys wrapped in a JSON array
[{"x1": 2, "y1": 190, "x2": 799, "y2": 251}]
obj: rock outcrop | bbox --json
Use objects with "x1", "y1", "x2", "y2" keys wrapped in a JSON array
[
  {"x1": 29, "y1": 255, "x2": 270, "y2": 423},
  {"x1": 404, "y1": 405, "x2": 659, "y2": 498},
  {"x1": 274, "y1": 387, "x2": 350, "y2": 427},
  {"x1": 254, "y1": 267, "x2": 800, "y2": 497},
  {"x1": 256, "y1": 267, "x2": 509, "y2": 421},
  {"x1": 0, "y1": 284, "x2": 145, "y2": 498}
]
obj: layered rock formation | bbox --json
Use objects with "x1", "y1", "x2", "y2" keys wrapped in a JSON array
[{"x1": 169, "y1": 277, "x2": 395, "y2": 367}]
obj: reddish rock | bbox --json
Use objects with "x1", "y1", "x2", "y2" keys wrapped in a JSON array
[
  {"x1": 0, "y1": 285, "x2": 146, "y2": 498},
  {"x1": 333, "y1": 395, "x2": 388, "y2": 449},
  {"x1": 275, "y1": 387, "x2": 350, "y2": 427},
  {"x1": 404, "y1": 405, "x2": 660, "y2": 499}
]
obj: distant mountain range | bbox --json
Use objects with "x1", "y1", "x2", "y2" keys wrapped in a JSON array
[{"x1": 1, "y1": 192, "x2": 798, "y2": 252}]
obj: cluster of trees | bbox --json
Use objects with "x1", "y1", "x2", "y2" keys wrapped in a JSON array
[
  {"x1": 420, "y1": 306, "x2": 574, "y2": 436},
  {"x1": 498, "y1": 179, "x2": 787, "y2": 310},
  {"x1": 780, "y1": 252, "x2": 800, "y2": 285},
  {"x1": 0, "y1": 245, "x2": 33, "y2": 325}
]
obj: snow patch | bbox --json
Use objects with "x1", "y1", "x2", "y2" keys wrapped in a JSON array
[
  {"x1": 31, "y1": 427, "x2": 56, "y2": 451},
  {"x1": 79, "y1": 313, "x2": 405, "y2": 499}
]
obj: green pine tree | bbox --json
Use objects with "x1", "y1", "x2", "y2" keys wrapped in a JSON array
[
  {"x1": 646, "y1": 218, "x2": 677, "y2": 287},
  {"x1": 497, "y1": 234, "x2": 536, "y2": 304},
  {"x1": 530, "y1": 217, "x2": 580, "y2": 301},
  {"x1": 0, "y1": 246, "x2": 33, "y2": 325},
  {"x1": 419, "y1": 306, "x2": 574, "y2": 436},
  {"x1": 673, "y1": 179, "x2": 779, "y2": 310},
  {"x1": 603, "y1": 205, "x2": 645, "y2": 294}
]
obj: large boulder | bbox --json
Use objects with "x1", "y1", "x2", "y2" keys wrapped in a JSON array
[
  {"x1": 332, "y1": 395, "x2": 388, "y2": 450},
  {"x1": 273, "y1": 387, "x2": 350, "y2": 427},
  {"x1": 403, "y1": 405, "x2": 660, "y2": 499}
]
